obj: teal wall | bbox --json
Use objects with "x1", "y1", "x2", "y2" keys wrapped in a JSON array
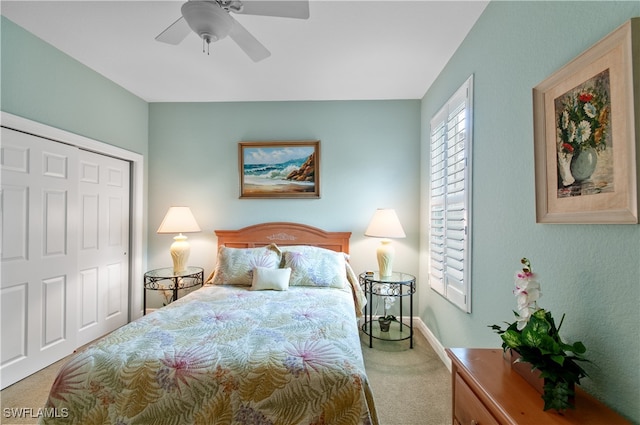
[
  {"x1": 1, "y1": 17, "x2": 148, "y2": 154},
  {"x1": 148, "y1": 101, "x2": 421, "y2": 281},
  {"x1": 420, "y1": 2, "x2": 640, "y2": 422}
]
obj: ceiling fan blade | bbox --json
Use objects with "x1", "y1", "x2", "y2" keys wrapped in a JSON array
[
  {"x1": 228, "y1": 18, "x2": 271, "y2": 62},
  {"x1": 232, "y1": 1, "x2": 309, "y2": 19},
  {"x1": 155, "y1": 16, "x2": 191, "y2": 45}
]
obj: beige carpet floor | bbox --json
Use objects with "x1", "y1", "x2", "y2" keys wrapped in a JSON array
[
  {"x1": 1, "y1": 357, "x2": 68, "y2": 425},
  {"x1": 1, "y1": 330, "x2": 451, "y2": 425},
  {"x1": 360, "y1": 330, "x2": 452, "y2": 425}
]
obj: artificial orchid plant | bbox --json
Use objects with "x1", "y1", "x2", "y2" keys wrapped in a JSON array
[{"x1": 489, "y1": 258, "x2": 590, "y2": 411}]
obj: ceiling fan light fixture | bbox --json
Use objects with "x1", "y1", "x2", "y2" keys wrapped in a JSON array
[
  {"x1": 181, "y1": 1, "x2": 233, "y2": 42},
  {"x1": 157, "y1": 0, "x2": 307, "y2": 61}
]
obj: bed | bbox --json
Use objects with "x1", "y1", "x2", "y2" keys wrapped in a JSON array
[{"x1": 41, "y1": 222, "x2": 378, "y2": 425}]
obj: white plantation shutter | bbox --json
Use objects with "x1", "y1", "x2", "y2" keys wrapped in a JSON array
[
  {"x1": 429, "y1": 76, "x2": 473, "y2": 312},
  {"x1": 429, "y1": 113, "x2": 447, "y2": 295}
]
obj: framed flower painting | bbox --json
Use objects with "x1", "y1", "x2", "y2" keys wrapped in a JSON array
[{"x1": 533, "y1": 18, "x2": 639, "y2": 223}]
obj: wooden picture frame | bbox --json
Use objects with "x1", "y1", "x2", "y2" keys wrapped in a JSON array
[
  {"x1": 533, "y1": 18, "x2": 639, "y2": 223},
  {"x1": 239, "y1": 140, "x2": 320, "y2": 199}
]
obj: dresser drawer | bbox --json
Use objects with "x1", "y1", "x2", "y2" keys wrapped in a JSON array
[
  {"x1": 454, "y1": 373, "x2": 499, "y2": 425},
  {"x1": 447, "y1": 348, "x2": 631, "y2": 425}
]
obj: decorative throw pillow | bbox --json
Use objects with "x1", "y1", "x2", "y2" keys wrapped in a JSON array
[
  {"x1": 281, "y1": 245, "x2": 347, "y2": 288},
  {"x1": 251, "y1": 267, "x2": 291, "y2": 291},
  {"x1": 211, "y1": 244, "x2": 281, "y2": 286}
]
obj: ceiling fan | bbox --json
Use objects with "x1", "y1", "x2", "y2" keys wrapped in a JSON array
[{"x1": 155, "y1": 0, "x2": 310, "y2": 62}]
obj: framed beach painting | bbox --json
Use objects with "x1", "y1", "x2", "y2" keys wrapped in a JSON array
[
  {"x1": 533, "y1": 18, "x2": 639, "y2": 224},
  {"x1": 239, "y1": 140, "x2": 320, "y2": 199}
]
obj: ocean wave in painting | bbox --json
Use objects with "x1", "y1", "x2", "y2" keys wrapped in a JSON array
[{"x1": 244, "y1": 158, "x2": 313, "y2": 186}]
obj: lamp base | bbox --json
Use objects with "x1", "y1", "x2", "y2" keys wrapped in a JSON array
[
  {"x1": 376, "y1": 239, "x2": 395, "y2": 277},
  {"x1": 170, "y1": 234, "x2": 190, "y2": 274}
]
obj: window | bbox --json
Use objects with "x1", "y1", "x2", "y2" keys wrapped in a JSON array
[{"x1": 428, "y1": 75, "x2": 473, "y2": 312}]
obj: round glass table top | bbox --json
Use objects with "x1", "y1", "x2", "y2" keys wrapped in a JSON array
[
  {"x1": 360, "y1": 271, "x2": 415, "y2": 284},
  {"x1": 145, "y1": 266, "x2": 203, "y2": 279}
]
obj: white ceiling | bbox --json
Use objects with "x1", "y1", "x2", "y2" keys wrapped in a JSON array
[{"x1": 1, "y1": 0, "x2": 489, "y2": 102}]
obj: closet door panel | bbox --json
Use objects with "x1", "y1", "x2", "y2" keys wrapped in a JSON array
[
  {"x1": 77, "y1": 150, "x2": 129, "y2": 346},
  {"x1": 1, "y1": 127, "x2": 78, "y2": 389}
]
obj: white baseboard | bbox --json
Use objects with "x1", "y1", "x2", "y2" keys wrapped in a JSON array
[{"x1": 411, "y1": 317, "x2": 452, "y2": 371}]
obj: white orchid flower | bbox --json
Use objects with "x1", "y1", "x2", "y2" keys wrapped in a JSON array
[{"x1": 513, "y1": 266, "x2": 542, "y2": 328}]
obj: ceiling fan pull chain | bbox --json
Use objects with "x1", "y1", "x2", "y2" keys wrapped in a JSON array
[
  {"x1": 202, "y1": 34, "x2": 211, "y2": 55},
  {"x1": 202, "y1": 36, "x2": 211, "y2": 55}
]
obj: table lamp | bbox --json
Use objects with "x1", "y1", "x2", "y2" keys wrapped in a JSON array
[
  {"x1": 365, "y1": 208, "x2": 406, "y2": 277},
  {"x1": 157, "y1": 206, "x2": 201, "y2": 273}
]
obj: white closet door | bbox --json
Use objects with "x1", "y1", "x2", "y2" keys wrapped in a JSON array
[
  {"x1": 1, "y1": 127, "x2": 78, "y2": 388},
  {"x1": 1, "y1": 128, "x2": 131, "y2": 389},
  {"x1": 77, "y1": 150, "x2": 130, "y2": 346}
]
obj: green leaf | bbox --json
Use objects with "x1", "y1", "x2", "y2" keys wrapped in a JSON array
[
  {"x1": 571, "y1": 341, "x2": 586, "y2": 354},
  {"x1": 501, "y1": 329, "x2": 522, "y2": 349},
  {"x1": 528, "y1": 312, "x2": 552, "y2": 335},
  {"x1": 521, "y1": 327, "x2": 544, "y2": 348},
  {"x1": 542, "y1": 380, "x2": 575, "y2": 411},
  {"x1": 550, "y1": 355, "x2": 565, "y2": 366},
  {"x1": 488, "y1": 324, "x2": 504, "y2": 333},
  {"x1": 537, "y1": 334, "x2": 560, "y2": 355}
]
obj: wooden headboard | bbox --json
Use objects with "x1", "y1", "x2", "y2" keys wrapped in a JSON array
[{"x1": 215, "y1": 222, "x2": 351, "y2": 254}]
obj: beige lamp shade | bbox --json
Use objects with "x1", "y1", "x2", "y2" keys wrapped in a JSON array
[
  {"x1": 365, "y1": 209, "x2": 406, "y2": 239},
  {"x1": 365, "y1": 209, "x2": 406, "y2": 277},
  {"x1": 157, "y1": 206, "x2": 201, "y2": 234},
  {"x1": 157, "y1": 207, "x2": 201, "y2": 273}
]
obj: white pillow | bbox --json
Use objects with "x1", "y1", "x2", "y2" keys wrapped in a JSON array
[{"x1": 251, "y1": 266, "x2": 291, "y2": 291}]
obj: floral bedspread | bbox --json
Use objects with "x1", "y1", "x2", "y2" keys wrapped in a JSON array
[{"x1": 41, "y1": 285, "x2": 378, "y2": 425}]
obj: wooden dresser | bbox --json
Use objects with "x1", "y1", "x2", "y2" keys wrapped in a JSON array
[{"x1": 446, "y1": 348, "x2": 631, "y2": 425}]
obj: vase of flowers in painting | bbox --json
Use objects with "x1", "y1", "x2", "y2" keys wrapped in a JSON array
[
  {"x1": 556, "y1": 70, "x2": 610, "y2": 186},
  {"x1": 570, "y1": 147, "x2": 598, "y2": 182}
]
